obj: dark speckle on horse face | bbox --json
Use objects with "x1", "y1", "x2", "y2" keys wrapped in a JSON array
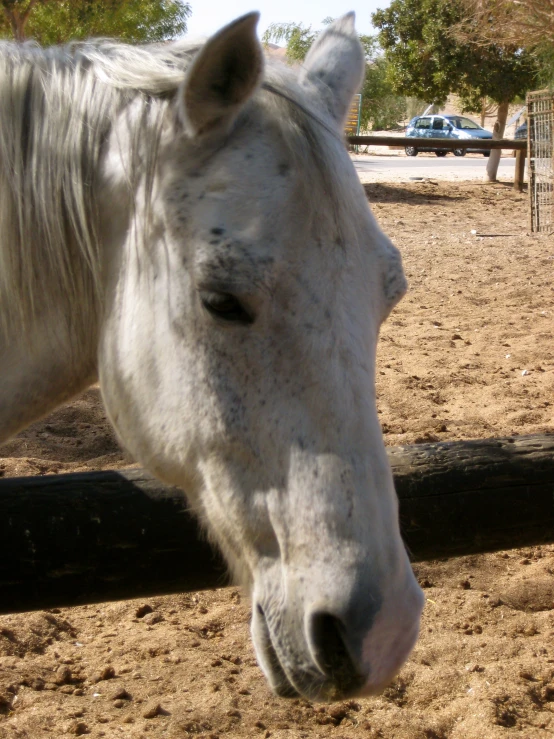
[
  {"x1": 211, "y1": 227, "x2": 225, "y2": 236},
  {"x1": 278, "y1": 163, "x2": 290, "y2": 177}
]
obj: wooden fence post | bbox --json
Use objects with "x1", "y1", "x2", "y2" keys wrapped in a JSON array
[{"x1": 514, "y1": 149, "x2": 526, "y2": 191}]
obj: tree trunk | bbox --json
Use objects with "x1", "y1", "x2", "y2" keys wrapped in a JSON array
[
  {"x1": 3, "y1": 1, "x2": 39, "y2": 42},
  {"x1": 5, "y1": 10, "x2": 25, "y2": 40},
  {"x1": 486, "y1": 100, "x2": 510, "y2": 182}
]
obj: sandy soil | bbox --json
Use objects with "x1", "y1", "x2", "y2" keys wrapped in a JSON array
[{"x1": 1, "y1": 182, "x2": 553, "y2": 739}]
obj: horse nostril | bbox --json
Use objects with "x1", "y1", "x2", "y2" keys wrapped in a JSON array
[
  {"x1": 310, "y1": 612, "x2": 350, "y2": 676},
  {"x1": 309, "y1": 612, "x2": 365, "y2": 694}
]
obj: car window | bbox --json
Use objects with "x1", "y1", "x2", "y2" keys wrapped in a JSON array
[
  {"x1": 432, "y1": 118, "x2": 444, "y2": 130},
  {"x1": 448, "y1": 117, "x2": 481, "y2": 130},
  {"x1": 416, "y1": 117, "x2": 431, "y2": 129}
]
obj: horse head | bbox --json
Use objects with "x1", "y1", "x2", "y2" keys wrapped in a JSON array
[{"x1": 98, "y1": 13, "x2": 424, "y2": 701}]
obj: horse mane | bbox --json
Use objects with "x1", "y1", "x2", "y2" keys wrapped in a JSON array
[{"x1": 0, "y1": 37, "x2": 350, "y2": 338}]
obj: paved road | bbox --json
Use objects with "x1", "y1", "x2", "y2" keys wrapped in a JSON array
[{"x1": 351, "y1": 154, "x2": 518, "y2": 182}]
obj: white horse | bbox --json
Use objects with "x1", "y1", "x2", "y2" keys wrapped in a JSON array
[{"x1": 0, "y1": 12, "x2": 423, "y2": 701}]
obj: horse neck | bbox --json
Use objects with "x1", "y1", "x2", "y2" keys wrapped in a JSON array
[
  {"x1": 0, "y1": 86, "x2": 163, "y2": 445},
  {"x1": 0, "y1": 297, "x2": 99, "y2": 445},
  {"x1": 0, "y1": 46, "x2": 114, "y2": 445}
]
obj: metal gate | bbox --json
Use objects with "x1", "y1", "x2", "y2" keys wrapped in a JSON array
[
  {"x1": 528, "y1": 90, "x2": 554, "y2": 232},
  {"x1": 344, "y1": 93, "x2": 362, "y2": 137}
]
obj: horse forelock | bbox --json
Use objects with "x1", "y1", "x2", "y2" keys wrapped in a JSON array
[{"x1": 0, "y1": 37, "x2": 358, "y2": 339}]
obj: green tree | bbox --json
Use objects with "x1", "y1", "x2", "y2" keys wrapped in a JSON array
[
  {"x1": 262, "y1": 20, "x2": 409, "y2": 131},
  {"x1": 363, "y1": 55, "x2": 407, "y2": 130},
  {"x1": 262, "y1": 21, "x2": 317, "y2": 63},
  {"x1": 455, "y1": 1, "x2": 554, "y2": 87},
  {"x1": 456, "y1": 0, "x2": 554, "y2": 51},
  {"x1": 0, "y1": 0, "x2": 191, "y2": 44},
  {"x1": 372, "y1": 0, "x2": 539, "y2": 179}
]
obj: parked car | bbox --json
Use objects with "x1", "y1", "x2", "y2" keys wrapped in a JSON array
[
  {"x1": 514, "y1": 121, "x2": 527, "y2": 140},
  {"x1": 515, "y1": 119, "x2": 552, "y2": 146},
  {"x1": 405, "y1": 114, "x2": 492, "y2": 157}
]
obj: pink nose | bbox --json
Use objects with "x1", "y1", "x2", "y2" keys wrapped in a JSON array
[
  {"x1": 360, "y1": 576, "x2": 425, "y2": 694},
  {"x1": 304, "y1": 571, "x2": 424, "y2": 698}
]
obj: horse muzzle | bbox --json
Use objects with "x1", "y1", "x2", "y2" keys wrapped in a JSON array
[{"x1": 251, "y1": 562, "x2": 424, "y2": 701}]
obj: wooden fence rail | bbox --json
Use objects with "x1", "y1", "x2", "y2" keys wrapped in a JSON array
[
  {"x1": 1, "y1": 434, "x2": 553, "y2": 615},
  {"x1": 346, "y1": 136, "x2": 528, "y2": 191},
  {"x1": 347, "y1": 136, "x2": 527, "y2": 151}
]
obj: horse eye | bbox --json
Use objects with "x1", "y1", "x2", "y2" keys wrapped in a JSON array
[{"x1": 200, "y1": 291, "x2": 254, "y2": 324}]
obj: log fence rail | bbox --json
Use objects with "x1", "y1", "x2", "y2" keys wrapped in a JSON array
[
  {"x1": 347, "y1": 136, "x2": 527, "y2": 191},
  {"x1": 1, "y1": 434, "x2": 553, "y2": 615}
]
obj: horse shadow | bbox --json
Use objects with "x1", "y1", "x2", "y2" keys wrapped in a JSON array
[{"x1": 364, "y1": 182, "x2": 466, "y2": 205}]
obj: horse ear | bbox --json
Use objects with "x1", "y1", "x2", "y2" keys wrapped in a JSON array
[
  {"x1": 299, "y1": 13, "x2": 365, "y2": 128},
  {"x1": 180, "y1": 12, "x2": 264, "y2": 137}
]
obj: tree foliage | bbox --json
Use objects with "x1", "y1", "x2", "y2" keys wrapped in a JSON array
[
  {"x1": 455, "y1": 0, "x2": 554, "y2": 50},
  {"x1": 0, "y1": 0, "x2": 191, "y2": 44},
  {"x1": 262, "y1": 21, "x2": 409, "y2": 130},
  {"x1": 454, "y1": 0, "x2": 554, "y2": 87},
  {"x1": 372, "y1": 0, "x2": 540, "y2": 109},
  {"x1": 362, "y1": 56, "x2": 408, "y2": 130},
  {"x1": 262, "y1": 21, "x2": 317, "y2": 63}
]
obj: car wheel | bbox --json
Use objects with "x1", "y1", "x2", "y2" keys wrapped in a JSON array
[
  {"x1": 435, "y1": 150, "x2": 447, "y2": 157},
  {"x1": 405, "y1": 146, "x2": 418, "y2": 157},
  {"x1": 453, "y1": 148, "x2": 466, "y2": 157},
  {"x1": 483, "y1": 151, "x2": 490, "y2": 157}
]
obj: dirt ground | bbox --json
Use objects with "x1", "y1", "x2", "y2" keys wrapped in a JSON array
[{"x1": 1, "y1": 181, "x2": 553, "y2": 739}]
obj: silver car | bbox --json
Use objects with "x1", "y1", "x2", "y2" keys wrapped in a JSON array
[{"x1": 405, "y1": 114, "x2": 492, "y2": 157}]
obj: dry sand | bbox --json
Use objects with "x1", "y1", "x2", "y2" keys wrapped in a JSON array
[{"x1": 1, "y1": 181, "x2": 553, "y2": 739}]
